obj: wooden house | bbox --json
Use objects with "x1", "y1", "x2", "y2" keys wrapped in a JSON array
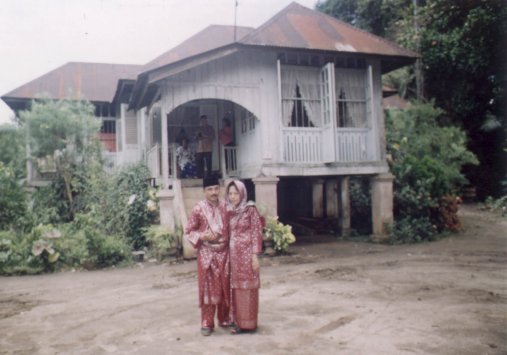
[
  {"x1": 112, "y1": 2, "x2": 417, "y2": 256},
  {"x1": 2, "y1": 2, "x2": 417, "y2": 257},
  {"x1": 1, "y1": 62, "x2": 142, "y2": 184}
]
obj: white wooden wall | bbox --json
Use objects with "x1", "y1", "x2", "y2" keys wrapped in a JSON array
[{"x1": 159, "y1": 50, "x2": 280, "y2": 178}]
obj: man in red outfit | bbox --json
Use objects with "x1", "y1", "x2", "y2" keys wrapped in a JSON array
[{"x1": 185, "y1": 177, "x2": 230, "y2": 336}]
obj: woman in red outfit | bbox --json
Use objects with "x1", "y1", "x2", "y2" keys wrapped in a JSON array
[{"x1": 225, "y1": 180, "x2": 264, "y2": 334}]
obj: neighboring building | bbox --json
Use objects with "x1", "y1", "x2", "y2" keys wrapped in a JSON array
[
  {"x1": 2, "y1": 62, "x2": 142, "y2": 183},
  {"x1": 2, "y1": 2, "x2": 417, "y2": 255}
]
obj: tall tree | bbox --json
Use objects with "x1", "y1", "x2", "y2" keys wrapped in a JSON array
[
  {"x1": 318, "y1": 0, "x2": 507, "y2": 198},
  {"x1": 396, "y1": 0, "x2": 507, "y2": 198},
  {"x1": 20, "y1": 98, "x2": 103, "y2": 219},
  {"x1": 316, "y1": 0, "x2": 411, "y2": 39}
]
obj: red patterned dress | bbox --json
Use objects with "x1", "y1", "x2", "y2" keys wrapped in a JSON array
[
  {"x1": 185, "y1": 200, "x2": 230, "y2": 329},
  {"x1": 227, "y1": 182, "x2": 263, "y2": 331}
]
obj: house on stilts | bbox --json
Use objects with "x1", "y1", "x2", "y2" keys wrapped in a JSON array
[{"x1": 2, "y1": 2, "x2": 417, "y2": 258}]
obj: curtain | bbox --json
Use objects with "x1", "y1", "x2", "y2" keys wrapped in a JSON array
[
  {"x1": 335, "y1": 68, "x2": 368, "y2": 128},
  {"x1": 296, "y1": 68, "x2": 321, "y2": 127},
  {"x1": 281, "y1": 67, "x2": 321, "y2": 127},
  {"x1": 281, "y1": 69, "x2": 298, "y2": 126}
]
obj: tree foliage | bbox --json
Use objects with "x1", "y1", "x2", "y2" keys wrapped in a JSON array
[
  {"x1": 386, "y1": 102, "x2": 478, "y2": 242},
  {"x1": 316, "y1": 0, "x2": 411, "y2": 39},
  {"x1": 317, "y1": 0, "x2": 507, "y2": 198},
  {"x1": 20, "y1": 99, "x2": 103, "y2": 218}
]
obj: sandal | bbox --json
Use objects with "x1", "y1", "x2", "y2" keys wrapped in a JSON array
[
  {"x1": 230, "y1": 324, "x2": 242, "y2": 334},
  {"x1": 200, "y1": 327, "x2": 212, "y2": 336}
]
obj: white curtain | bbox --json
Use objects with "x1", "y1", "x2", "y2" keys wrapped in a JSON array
[
  {"x1": 281, "y1": 67, "x2": 322, "y2": 127},
  {"x1": 281, "y1": 68, "x2": 298, "y2": 126},
  {"x1": 296, "y1": 68, "x2": 321, "y2": 127},
  {"x1": 335, "y1": 68, "x2": 368, "y2": 128}
]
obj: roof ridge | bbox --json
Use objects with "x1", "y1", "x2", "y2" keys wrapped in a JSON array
[
  {"x1": 313, "y1": 5, "x2": 419, "y2": 58},
  {"x1": 239, "y1": 1, "x2": 300, "y2": 44}
]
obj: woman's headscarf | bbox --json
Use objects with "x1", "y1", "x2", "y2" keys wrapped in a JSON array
[{"x1": 226, "y1": 180, "x2": 248, "y2": 214}]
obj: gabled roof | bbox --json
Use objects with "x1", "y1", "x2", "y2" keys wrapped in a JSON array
[
  {"x1": 2, "y1": 62, "x2": 142, "y2": 104},
  {"x1": 239, "y1": 2, "x2": 417, "y2": 59},
  {"x1": 137, "y1": 2, "x2": 417, "y2": 86},
  {"x1": 143, "y1": 25, "x2": 254, "y2": 73}
]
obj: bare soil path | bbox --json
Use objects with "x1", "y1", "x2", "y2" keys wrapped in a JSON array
[{"x1": 1, "y1": 204, "x2": 506, "y2": 355}]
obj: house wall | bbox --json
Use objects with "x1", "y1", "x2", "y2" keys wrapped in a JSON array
[
  {"x1": 146, "y1": 51, "x2": 388, "y2": 179},
  {"x1": 159, "y1": 49, "x2": 280, "y2": 178},
  {"x1": 116, "y1": 103, "x2": 142, "y2": 165}
]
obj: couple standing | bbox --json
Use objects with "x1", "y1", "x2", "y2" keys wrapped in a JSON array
[{"x1": 185, "y1": 176, "x2": 263, "y2": 336}]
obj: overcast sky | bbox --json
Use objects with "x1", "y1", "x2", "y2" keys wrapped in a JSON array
[{"x1": 0, "y1": 0, "x2": 318, "y2": 124}]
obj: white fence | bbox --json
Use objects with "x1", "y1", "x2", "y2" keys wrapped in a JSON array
[
  {"x1": 282, "y1": 127, "x2": 373, "y2": 163},
  {"x1": 221, "y1": 145, "x2": 238, "y2": 178},
  {"x1": 335, "y1": 128, "x2": 371, "y2": 162},
  {"x1": 146, "y1": 143, "x2": 177, "y2": 183},
  {"x1": 282, "y1": 128, "x2": 322, "y2": 163},
  {"x1": 147, "y1": 143, "x2": 161, "y2": 178}
]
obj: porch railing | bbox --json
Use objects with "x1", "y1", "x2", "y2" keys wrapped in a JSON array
[
  {"x1": 147, "y1": 143, "x2": 161, "y2": 178},
  {"x1": 281, "y1": 127, "x2": 372, "y2": 163},
  {"x1": 282, "y1": 127, "x2": 322, "y2": 163},
  {"x1": 146, "y1": 142, "x2": 178, "y2": 186},
  {"x1": 335, "y1": 128, "x2": 370, "y2": 162},
  {"x1": 221, "y1": 145, "x2": 238, "y2": 178}
]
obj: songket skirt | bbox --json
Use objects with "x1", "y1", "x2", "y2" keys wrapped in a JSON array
[{"x1": 232, "y1": 288, "x2": 259, "y2": 330}]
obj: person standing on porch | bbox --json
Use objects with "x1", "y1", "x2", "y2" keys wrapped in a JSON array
[
  {"x1": 195, "y1": 115, "x2": 215, "y2": 178},
  {"x1": 225, "y1": 180, "x2": 263, "y2": 334},
  {"x1": 185, "y1": 177, "x2": 230, "y2": 336},
  {"x1": 219, "y1": 117, "x2": 234, "y2": 171}
]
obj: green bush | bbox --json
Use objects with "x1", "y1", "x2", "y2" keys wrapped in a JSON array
[
  {"x1": 86, "y1": 162, "x2": 157, "y2": 250},
  {"x1": 263, "y1": 217, "x2": 296, "y2": 254},
  {"x1": 0, "y1": 163, "x2": 26, "y2": 230},
  {"x1": 481, "y1": 195, "x2": 507, "y2": 217},
  {"x1": 144, "y1": 225, "x2": 182, "y2": 261},
  {"x1": 70, "y1": 213, "x2": 131, "y2": 268},
  {"x1": 390, "y1": 216, "x2": 437, "y2": 244},
  {"x1": 386, "y1": 102, "x2": 478, "y2": 243}
]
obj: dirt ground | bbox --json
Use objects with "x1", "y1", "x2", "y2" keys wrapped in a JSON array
[{"x1": 0, "y1": 204, "x2": 506, "y2": 355}]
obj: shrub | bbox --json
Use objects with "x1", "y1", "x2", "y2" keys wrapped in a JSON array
[
  {"x1": 386, "y1": 102, "x2": 478, "y2": 242},
  {"x1": 481, "y1": 195, "x2": 507, "y2": 217},
  {"x1": 144, "y1": 225, "x2": 182, "y2": 261},
  {"x1": 0, "y1": 163, "x2": 26, "y2": 230},
  {"x1": 86, "y1": 163, "x2": 157, "y2": 250},
  {"x1": 390, "y1": 216, "x2": 437, "y2": 244},
  {"x1": 263, "y1": 217, "x2": 296, "y2": 254},
  {"x1": 70, "y1": 213, "x2": 131, "y2": 268}
]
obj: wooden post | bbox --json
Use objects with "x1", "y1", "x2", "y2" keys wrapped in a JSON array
[
  {"x1": 312, "y1": 178, "x2": 324, "y2": 218},
  {"x1": 326, "y1": 179, "x2": 339, "y2": 218},
  {"x1": 340, "y1": 177, "x2": 351, "y2": 237}
]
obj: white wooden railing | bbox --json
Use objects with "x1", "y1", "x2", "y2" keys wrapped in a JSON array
[
  {"x1": 146, "y1": 143, "x2": 177, "y2": 186},
  {"x1": 335, "y1": 128, "x2": 370, "y2": 162},
  {"x1": 221, "y1": 145, "x2": 238, "y2": 178},
  {"x1": 282, "y1": 127, "x2": 373, "y2": 163},
  {"x1": 147, "y1": 143, "x2": 161, "y2": 178},
  {"x1": 282, "y1": 128, "x2": 322, "y2": 163}
]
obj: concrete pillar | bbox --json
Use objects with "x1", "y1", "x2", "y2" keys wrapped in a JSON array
[
  {"x1": 252, "y1": 176, "x2": 279, "y2": 218},
  {"x1": 157, "y1": 189, "x2": 175, "y2": 231},
  {"x1": 325, "y1": 179, "x2": 339, "y2": 218},
  {"x1": 370, "y1": 173, "x2": 394, "y2": 241},
  {"x1": 339, "y1": 177, "x2": 351, "y2": 237},
  {"x1": 312, "y1": 179, "x2": 325, "y2": 218}
]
